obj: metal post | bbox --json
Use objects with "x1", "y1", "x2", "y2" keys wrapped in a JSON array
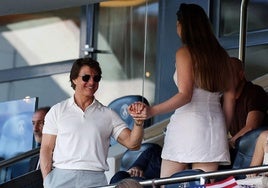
[{"x1": 239, "y1": 0, "x2": 249, "y2": 63}]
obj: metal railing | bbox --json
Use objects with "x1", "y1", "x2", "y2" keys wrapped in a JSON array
[
  {"x1": 99, "y1": 165, "x2": 268, "y2": 187},
  {"x1": 0, "y1": 148, "x2": 40, "y2": 169}
]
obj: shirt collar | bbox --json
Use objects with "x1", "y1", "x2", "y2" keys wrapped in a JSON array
[{"x1": 68, "y1": 95, "x2": 98, "y2": 109}]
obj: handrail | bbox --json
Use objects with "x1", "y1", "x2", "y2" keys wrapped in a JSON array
[
  {"x1": 98, "y1": 165, "x2": 268, "y2": 187},
  {"x1": 0, "y1": 148, "x2": 40, "y2": 169}
]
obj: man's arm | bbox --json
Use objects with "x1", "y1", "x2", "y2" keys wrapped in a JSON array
[
  {"x1": 40, "y1": 134, "x2": 56, "y2": 179},
  {"x1": 229, "y1": 111, "x2": 265, "y2": 148},
  {"x1": 117, "y1": 102, "x2": 146, "y2": 150}
]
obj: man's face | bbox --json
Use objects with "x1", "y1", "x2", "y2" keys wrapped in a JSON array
[
  {"x1": 72, "y1": 65, "x2": 100, "y2": 98},
  {"x1": 32, "y1": 111, "x2": 46, "y2": 143}
]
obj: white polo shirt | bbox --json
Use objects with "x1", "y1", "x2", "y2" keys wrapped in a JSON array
[{"x1": 43, "y1": 97, "x2": 127, "y2": 171}]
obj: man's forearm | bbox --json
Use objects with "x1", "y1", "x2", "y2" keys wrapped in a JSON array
[{"x1": 40, "y1": 149, "x2": 53, "y2": 179}]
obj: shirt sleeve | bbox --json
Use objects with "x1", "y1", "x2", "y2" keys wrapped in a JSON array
[
  {"x1": 110, "y1": 110, "x2": 128, "y2": 141},
  {"x1": 42, "y1": 105, "x2": 58, "y2": 135}
]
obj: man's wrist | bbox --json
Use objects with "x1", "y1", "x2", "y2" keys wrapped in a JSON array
[{"x1": 135, "y1": 121, "x2": 144, "y2": 126}]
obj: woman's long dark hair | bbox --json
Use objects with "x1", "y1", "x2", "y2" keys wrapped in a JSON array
[{"x1": 177, "y1": 3, "x2": 231, "y2": 92}]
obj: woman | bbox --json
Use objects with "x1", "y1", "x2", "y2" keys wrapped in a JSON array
[{"x1": 141, "y1": 3, "x2": 235, "y2": 179}]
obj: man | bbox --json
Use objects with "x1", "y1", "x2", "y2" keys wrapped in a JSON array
[
  {"x1": 228, "y1": 57, "x2": 268, "y2": 152},
  {"x1": 29, "y1": 106, "x2": 50, "y2": 171},
  {"x1": 32, "y1": 106, "x2": 50, "y2": 147},
  {"x1": 40, "y1": 57, "x2": 147, "y2": 188}
]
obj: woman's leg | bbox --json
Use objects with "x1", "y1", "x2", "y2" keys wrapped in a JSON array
[
  {"x1": 192, "y1": 162, "x2": 218, "y2": 172},
  {"x1": 160, "y1": 159, "x2": 188, "y2": 178},
  {"x1": 192, "y1": 162, "x2": 219, "y2": 183},
  {"x1": 160, "y1": 159, "x2": 188, "y2": 188}
]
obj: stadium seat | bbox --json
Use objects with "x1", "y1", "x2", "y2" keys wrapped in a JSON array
[
  {"x1": 165, "y1": 169, "x2": 206, "y2": 187},
  {"x1": 0, "y1": 169, "x2": 43, "y2": 188},
  {"x1": 120, "y1": 143, "x2": 159, "y2": 171},
  {"x1": 233, "y1": 127, "x2": 268, "y2": 170},
  {"x1": 232, "y1": 126, "x2": 268, "y2": 179}
]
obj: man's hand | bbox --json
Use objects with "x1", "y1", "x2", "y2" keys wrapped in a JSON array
[
  {"x1": 229, "y1": 138, "x2": 235, "y2": 149},
  {"x1": 127, "y1": 167, "x2": 144, "y2": 177}
]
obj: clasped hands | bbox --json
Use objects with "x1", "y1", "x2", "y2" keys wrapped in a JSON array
[{"x1": 128, "y1": 102, "x2": 148, "y2": 126}]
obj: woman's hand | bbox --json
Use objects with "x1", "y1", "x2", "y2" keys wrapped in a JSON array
[{"x1": 128, "y1": 102, "x2": 148, "y2": 126}]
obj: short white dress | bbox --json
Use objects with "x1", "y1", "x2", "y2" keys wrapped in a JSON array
[{"x1": 161, "y1": 71, "x2": 230, "y2": 164}]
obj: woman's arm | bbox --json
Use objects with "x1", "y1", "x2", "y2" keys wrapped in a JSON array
[
  {"x1": 230, "y1": 111, "x2": 265, "y2": 145},
  {"x1": 222, "y1": 88, "x2": 236, "y2": 131},
  {"x1": 149, "y1": 47, "x2": 194, "y2": 117}
]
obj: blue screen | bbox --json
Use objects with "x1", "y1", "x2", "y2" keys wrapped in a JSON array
[{"x1": 0, "y1": 97, "x2": 38, "y2": 160}]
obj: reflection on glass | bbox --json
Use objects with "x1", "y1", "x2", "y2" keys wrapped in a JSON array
[
  {"x1": 227, "y1": 44, "x2": 268, "y2": 82},
  {"x1": 0, "y1": 8, "x2": 81, "y2": 111},
  {"x1": 0, "y1": 7, "x2": 80, "y2": 69},
  {"x1": 0, "y1": 97, "x2": 37, "y2": 159},
  {"x1": 220, "y1": 0, "x2": 268, "y2": 37},
  {"x1": 96, "y1": 1, "x2": 158, "y2": 105}
]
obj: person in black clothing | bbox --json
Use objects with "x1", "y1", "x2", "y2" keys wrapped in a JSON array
[
  {"x1": 222, "y1": 57, "x2": 268, "y2": 168},
  {"x1": 29, "y1": 106, "x2": 50, "y2": 171},
  {"x1": 110, "y1": 144, "x2": 162, "y2": 187},
  {"x1": 228, "y1": 57, "x2": 268, "y2": 149}
]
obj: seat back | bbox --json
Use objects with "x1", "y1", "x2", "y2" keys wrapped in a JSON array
[
  {"x1": 108, "y1": 95, "x2": 152, "y2": 146},
  {"x1": 0, "y1": 169, "x2": 43, "y2": 188},
  {"x1": 0, "y1": 154, "x2": 31, "y2": 183},
  {"x1": 233, "y1": 127, "x2": 268, "y2": 170},
  {"x1": 165, "y1": 169, "x2": 205, "y2": 188},
  {"x1": 120, "y1": 143, "x2": 159, "y2": 171}
]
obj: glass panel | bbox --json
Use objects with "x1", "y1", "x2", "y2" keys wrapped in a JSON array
[
  {"x1": 220, "y1": 0, "x2": 268, "y2": 37},
  {"x1": 0, "y1": 97, "x2": 37, "y2": 159},
  {"x1": 0, "y1": 7, "x2": 80, "y2": 69},
  {"x1": 96, "y1": 1, "x2": 158, "y2": 105},
  {"x1": 0, "y1": 73, "x2": 72, "y2": 107},
  {"x1": 227, "y1": 44, "x2": 268, "y2": 85}
]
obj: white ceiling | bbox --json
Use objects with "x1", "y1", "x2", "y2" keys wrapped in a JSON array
[{"x1": 0, "y1": 0, "x2": 106, "y2": 16}]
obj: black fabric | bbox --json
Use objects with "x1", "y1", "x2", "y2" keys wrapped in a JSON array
[
  {"x1": 28, "y1": 155, "x2": 39, "y2": 171},
  {"x1": 129, "y1": 144, "x2": 162, "y2": 179},
  {"x1": 110, "y1": 171, "x2": 131, "y2": 184},
  {"x1": 120, "y1": 143, "x2": 161, "y2": 171},
  {"x1": 110, "y1": 143, "x2": 162, "y2": 187}
]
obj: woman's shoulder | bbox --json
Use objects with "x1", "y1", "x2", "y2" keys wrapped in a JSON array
[
  {"x1": 176, "y1": 46, "x2": 189, "y2": 55},
  {"x1": 175, "y1": 46, "x2": 191, "y2": 63}
]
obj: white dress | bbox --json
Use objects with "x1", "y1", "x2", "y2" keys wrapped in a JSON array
[{"x1": 161, "y1": 71, "x2": 230, "y2": 164}]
